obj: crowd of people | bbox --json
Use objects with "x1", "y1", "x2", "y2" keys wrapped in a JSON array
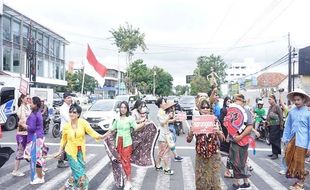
[{"x1": 0, "y1": 86, "x2": 309, "y2": 190}]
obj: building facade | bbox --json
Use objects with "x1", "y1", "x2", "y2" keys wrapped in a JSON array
[
  {"x1": 0, "y1": 4, "x2": 68, "y2": 88},
  {"x1": 225, "y1": 58, "x2": 260, "y2": 82}
]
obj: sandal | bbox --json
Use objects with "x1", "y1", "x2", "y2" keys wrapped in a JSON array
[
  {"x1": 289, "y1": 182, "x2": 304, "y2": 190},
  {"x1": 224, "y1": 171, "x2": 233, "y2": 178}
]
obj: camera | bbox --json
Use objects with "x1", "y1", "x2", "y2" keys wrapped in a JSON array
[{"x1": 278, "y1": 88, "x2": 284, "y2": 92}]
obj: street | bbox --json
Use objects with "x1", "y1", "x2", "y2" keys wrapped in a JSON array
[{"x1": 0, "y1": 103, "x2": 309, "y2": 190}]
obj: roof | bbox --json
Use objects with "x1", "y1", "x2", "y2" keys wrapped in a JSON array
[{"x1": 257, "y1": 72, "x2": 286, "y2": 87}]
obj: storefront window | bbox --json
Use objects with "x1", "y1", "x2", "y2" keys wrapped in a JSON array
[
  {"x1": 3, "y1": 47, "x2": 12, "y2": 71},
  {"x1": 3, "y1": 17, "x2": 11, "y2": 41},
  {"x1": 13, "y1": 49, "x2": 20, "y2": 73},
  {"x1": 12, "y1": 21, "x2": 20, "y2": 44}
]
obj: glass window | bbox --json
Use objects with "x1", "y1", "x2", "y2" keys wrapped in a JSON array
[
  {"x1": 49, "y1": 38, "x2": 55, "y2": 56},
  {"x1": 12, "y1": 21, "x2": 20, "y2": 44},
  {"x1": 13, "y1": 49, "x2": 20, "y2": 73},
  {"x1": 3, "y1": 17, "x2": 11, "y2": 41},
  {"x1": 55, "y1": 40, "x2": 60, "y2": 58},
  {"x1": 37, "y1": 56, "x2": 44, "y2": 77},
  {"x1": 59, "y1": 63, "x2": 64, "y2": 80},
  {"x1": 59, "y1": 42, "x2": 64, "y2": 60},
  {"x1": 3, "y1": 47, "x2": 12, "y2": 71},
  {"x1": 37, "y1": 32, "x2": 43, "y2": 53},
  {"x1": 55, "y1": 62, "x2": 60, "y2": 79},
  {"x1": 43, "y1": 35, "x2": 49, "y2": 54},
  {"x1": 22, "y1": 25, "x2": 29, "y2": 47},
  {"x1": 49, "y1": 61, "x2": 54, "y2": 78},
  {"x1": 43, "y1": 59, "x2": 49, "y2": 77},
  {"x1": 241, "y1": 66, "x2": 246, "y2": 69}
]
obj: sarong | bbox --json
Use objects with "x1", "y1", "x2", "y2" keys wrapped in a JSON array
[
  {"x1": 229, "y1": 142, "x2": 250, "y2": 179},
  {"x1": 15, "y1": 134, "x2": 27, "y2": 160},
  {"x1": 285, "y1": 137, "x2": 308, "y2": 180},
  {"x1": 103, "y1": 122, "x2": 159, "y2": 188},
  {"x1": 65, "y1": 151, "x2": 89, "y2": 190}
]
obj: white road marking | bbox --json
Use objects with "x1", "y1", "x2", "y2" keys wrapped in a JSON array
[
  {"x1": 97, "y1": 173, "x2": 114, "y2": 190},
  {"x1": 132, "y1": 167, "x2": 148, "y2": 190},
  {"x1": 181, "y1": 157, "x2": 196, "y2": 190}
]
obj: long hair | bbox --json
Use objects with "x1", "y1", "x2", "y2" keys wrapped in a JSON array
[
  {"x1": 132, "y1": 99, "x2": 142, "y2": 111},
  {"x1": 119, "y1": 101, "x2": 130, "y2": 117},
  {"x1": 223, "y1": 96, "x2": 231, "y2": 108},
  {"x1": 17, "y1": 94, "x2": 26, "y2": 107}
]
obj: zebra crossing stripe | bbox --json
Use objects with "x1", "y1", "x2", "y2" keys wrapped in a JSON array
[
  {"x1": 248, "y1": 158, "x2": 287, "y2": 190},
  {"x1": 36, "y1": 154, "x2": 96, "y2": 190},
  {"x1": 97, "y1": 173, "x2": 114, "y2": 189},
  {"x1": 132, "y1": 167, "x2": 148, "y2": 190},
  {"x1": 181, "y1": 157, "x2": 196, "y2": 190},
  {"x1": 155, "y1": 170, "x2": 170, "y2": 190},
  {"x1": 87, "y1": 155, "x2": 110, "y2": 180}
]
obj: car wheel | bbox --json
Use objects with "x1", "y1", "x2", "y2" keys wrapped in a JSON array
[{"x1": 4, "y1": 115, "x2": 17, "y2": 131}]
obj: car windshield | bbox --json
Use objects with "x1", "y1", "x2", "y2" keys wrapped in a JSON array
[
  {"x1": 89, "y1": 101, "x2": 114, "y2": 111},
  {"x1": 179, "y1": 96, "x2": 195, "y2": 104}
]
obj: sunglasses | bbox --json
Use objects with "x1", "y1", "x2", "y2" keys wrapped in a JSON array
[
  {"x1": 200, "y1": 106, "x2": 210, "y2": 110},
  {"x1": 69, "y1": 111, "x2": 78, "y2": 114}
]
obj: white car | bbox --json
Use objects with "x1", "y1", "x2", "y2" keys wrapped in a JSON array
[
  {"x1": 83, "y1": 99, "x2": 121, "y2": 133},
  {"x1": 71, "y1": 93, "x2": 89, "y2": 105}
]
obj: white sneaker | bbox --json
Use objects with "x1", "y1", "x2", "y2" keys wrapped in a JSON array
[
  {"x1": 278, "y1": 170, "x2": 286, "y2": 175},
  {"x1": 30, "y1": 177, "x2": 45, "y2": 185},
  {"x1": 12, "y1": 170, "x2": 25, "y2": 177}
]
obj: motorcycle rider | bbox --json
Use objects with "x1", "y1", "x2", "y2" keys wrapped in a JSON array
[{"x1": 254, "y1": 100, "x2": 266, "y2": 130}]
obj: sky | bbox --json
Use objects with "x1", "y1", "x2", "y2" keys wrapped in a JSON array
[{"x1": 4, "y1": 0, "x2": 310, "y2": 86}]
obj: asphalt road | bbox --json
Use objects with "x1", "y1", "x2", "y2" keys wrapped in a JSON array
[{"x1": 0, "y1": 103, "x2": 309, "y2": 190}]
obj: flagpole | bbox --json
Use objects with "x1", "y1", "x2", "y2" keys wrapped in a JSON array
[{"x1": 81, "y1": 59, "x2": 86, "y2": 94}]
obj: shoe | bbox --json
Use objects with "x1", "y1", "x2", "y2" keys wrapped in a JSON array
[
  {"x1": 289, "y1": 182, "x2": 304, "y2": 190},
  {"x1": 164, "y1": 169, "x2": 174, "y2": 175},
  {"x1": 267, "y1": 154, "x2": 274, "y2": 157},
  {"x1": 155, "y1": 166, "x2": 163, "y2": 171},
  {"x1": 57, "y1": 162, "x2": 69, "y2": 168},
  {"x1": 174, "y1": 156, "x2": 183, "y2": 162},
  {"x1": 271, "y1": 154, "x2": 278, "y2": 160},
  {"x1": 12, "y1": 170, "x2": 25, "y2": 177},
  {"x1": 232, "y1": 183, "x2": 240, "y2": 190},
  {"x1": 278, "y1": 170, "x2": 286, "y2": 175},
  {"x1": 30, "y1": 177, "x2": 45, "y2": 185},
  {"x1": 43, "y1": 167, "x2": 49, "y2": 172},
  {"x1": 239, "y1": 183, "x2": 251, "y2": 189},
  {"x1": 248, "y1": 165, "x2": 254, "y2": 172}
]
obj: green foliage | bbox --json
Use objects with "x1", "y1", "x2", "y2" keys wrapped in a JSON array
[
  {"x1": 110, "y1": 22, "x2": 147, "y2": 56},
  {"x1": 175, "y1": 85, "x2": 188, "y2": 96},
  {"x1": 58, "y1": 71, "x2": 98, "y2": 93},
  {"x1": 126, "y1": 60, "x2": 173, "y2": 96},
  {"x1": 190, "y1": 54, "x2": 227, "y2": 95}
]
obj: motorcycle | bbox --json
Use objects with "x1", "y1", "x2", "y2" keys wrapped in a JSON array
[
  {"x1": 52, "y1": 108, "x2": 61, "y2": 138},
  {"x1": 256, "y1": 116, "x2": 270, "y2": 145},
  {"x1": 43, "y1": 116, "x2": 50, "y2": 135}
]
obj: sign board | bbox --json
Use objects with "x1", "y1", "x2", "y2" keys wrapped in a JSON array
[
  {"x1": 175, "y1": 112, "x2": 187, "y2": 121},
  {"x1": 19, "y1": 78, "x2": 29, "y2": 95},
  {"x1": 191, "y1": 114, "x2": 216, "y2": 134}
]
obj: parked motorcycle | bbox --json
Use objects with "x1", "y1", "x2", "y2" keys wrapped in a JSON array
[
  {"x1": 52, "y1": 108, "x2": 61, "y2": 138},
  {"x1": 43, "y1": 116, "x2": 50, "y2": 135},
  {"x1": 256, "y1": 116, "x2": 270, "y2": 145}
]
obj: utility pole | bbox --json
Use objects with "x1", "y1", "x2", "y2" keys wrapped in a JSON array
[
  {"x1": 287, "y1": 33, "x2": 292, "y2": 105},
  {"x1": 80, "y1": 60, "x2": 85, "y2": 94},
  {"x1": 153, "y1": 69, "x2": 156, "y2": 96}
]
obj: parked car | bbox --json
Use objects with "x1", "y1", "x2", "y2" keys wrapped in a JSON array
[
  {"x1": 71, "y1": 93, "x2": 89, "y2": 105},
  {"x1": 143, "y1": 94, "x2": 157, "y2": 104},
  {"x1": 179, "y1": 96, "x2": 196, "y2": 119},
  {"x1": 83, "y1": 99, "x2": 121, "y2": 133},
  {"x1": 53, "y1": 93, "x2": 63, "y2": 107},
  {"x1": 115, "y1": 95, "x2": 139, "y2": 109},
  {"x1": 88, "y1": 94, "x2": 103, "y2": 104}
]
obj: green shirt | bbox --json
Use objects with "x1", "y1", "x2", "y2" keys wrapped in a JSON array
[
  {"x1": 254, "y1": 108, "x2": 266, "y2": 123},
  {"x1": 111, "y1": 116, "x2": 137, "y2": 147}
]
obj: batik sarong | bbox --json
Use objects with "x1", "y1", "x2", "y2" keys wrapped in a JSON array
[
  {"x1": 65, "y1": 151, "x2": 89, "y2": 190},
  {"x1": 103, "y1": 122, "x2": 159, "y2": 188}
]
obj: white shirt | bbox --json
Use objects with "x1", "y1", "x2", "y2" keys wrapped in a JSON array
[{"x1": 60, "y1": 103, "x2": 71, "y2": 131}]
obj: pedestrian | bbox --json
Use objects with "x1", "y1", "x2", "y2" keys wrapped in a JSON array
[
  {"x1": 225, "y1": 94, "x2": 254, "y2": 190},
  {"x1": 267, "y1": 94, "x2": 283, "y2": 160},
  {"x1": 57, "y1": 92, "x2": 73, "y2": 168},
  {"x1": 282, "y1": 89, "x2": 310, "y2": 190},
  {"x1": 155, "y1": 98, "x2": 183, "y2": 176},
  {"x1": 131, "y1": 99, "x2": 148, "y2": 123},
  {"x1": 22, "y1": 96, "x2": 48, "y2": 185},
  {"x1": 187, "y1": 97, "x2": 225, "y2": 190},
  {"x1": 102, "y1": 101, "x2": 147, "y2": 190},
  {"x1": 55, "y1": 103, "x2": 104, "y2": 190},
  {"x1": 12, "y1": 94, "x2": 31, "y2": 177}
]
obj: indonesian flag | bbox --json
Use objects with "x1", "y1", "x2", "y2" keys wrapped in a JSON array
[{"x1": 86, "y1": 44, "x2": 107, "y2": 77}]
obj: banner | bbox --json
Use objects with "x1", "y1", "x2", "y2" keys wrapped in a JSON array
[
  {"x1": 175, "y1": 112, "x2": 187, "y2": 121},
  {"x1": 191, "y1": 115, "x2": 217, "y2": 135},
  {"x1": 19, "y1": 78, "x2": 29, "y2": 95}
]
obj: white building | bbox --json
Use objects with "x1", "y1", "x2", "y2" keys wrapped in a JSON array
[{"x1": 225, "y1": 58, "x2": 261, "y2": 82}]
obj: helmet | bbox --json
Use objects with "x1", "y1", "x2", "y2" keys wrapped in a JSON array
[{"x1": 257, "y1": 100, "x2": 264, "y2": 105}]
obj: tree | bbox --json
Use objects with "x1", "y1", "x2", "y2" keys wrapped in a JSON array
[
  {"x1": 190, "y1": 54, "x2": 227, "y2": 94},
  {"x1": 175, "y1": 85, "x2": 188, "y2": 96},
  {"x1": 58, "y1": 71, "x2": 98, "y2": 93},
  {"x1": 153, "y1": 67, "x2": 173, "y2": 96},
  {"x1": 110, "y1": 23, "x2": 147, "y2": 93}
]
